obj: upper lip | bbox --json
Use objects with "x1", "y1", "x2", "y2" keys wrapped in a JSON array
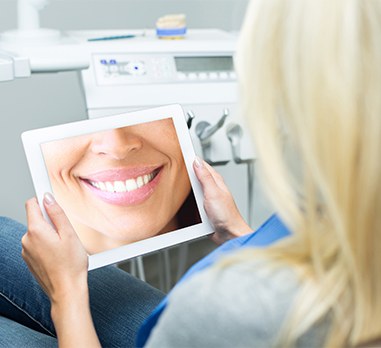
[{"x1": 79, "y1": 166, "x2": 162, "y2": 182}]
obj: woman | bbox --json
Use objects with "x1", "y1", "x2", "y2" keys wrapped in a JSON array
[
  {"x1": 1, "y1": 0, "x2": 380, "y2": 346},
  {"x1": 41, "y1": 118, "x2": 200, "y2": 253}
]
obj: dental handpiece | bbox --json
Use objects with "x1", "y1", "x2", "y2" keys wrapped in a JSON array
[{"x1": 195, "y1": 108, "x2": 229, "y2": 145}]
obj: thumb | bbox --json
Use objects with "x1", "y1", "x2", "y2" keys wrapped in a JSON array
[
  {"x1": 193, "y1": 157, "x2": 218, "y2": 197},
  {"x1": 43, "y1": 192, "x2": 74, "y2": 237}
]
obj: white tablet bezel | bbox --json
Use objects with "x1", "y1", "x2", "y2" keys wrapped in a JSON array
[{"x1": 22, "y1": 104, "x2": 213, "y2": 270}]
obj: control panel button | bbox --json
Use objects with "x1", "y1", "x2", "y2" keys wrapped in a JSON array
[
  {"x1": 209, "y1": 72, "x2": 218, "y2": 79},
  {"x1": 198, "y1": 72, "x2": 208, "y2": 80},
  {"x1": 229, "y1": 71, "x2": 237, "y2": 79},
  {"x1": 188, "y1": 73, "x2": 197, "y2": 80},
  {"x1": 121, "y1": 64, "x2": 130, "y2": 73},
  {"x1": 219, "y1": 72, "x2": 229, "y2": 79},
  {"x1": 125, "y1": 61, "x2": 146, "y2": 75},
  {"x1": 109, "y1": 65, "x2": 119, "y2": 73}
]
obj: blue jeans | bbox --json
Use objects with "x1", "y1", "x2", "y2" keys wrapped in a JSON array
[{"x1": 0, "y1": 216, "x2": 165, "y2": 347}]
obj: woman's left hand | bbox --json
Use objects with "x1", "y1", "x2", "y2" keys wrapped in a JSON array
[
  {"x1": 193, "y1": 158, "x2": 252, "y2": 244},
  {"x1": 22, "y1": 193, "x2": 89, "y2": 305}
]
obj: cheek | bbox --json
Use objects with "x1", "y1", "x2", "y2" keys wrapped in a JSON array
[
  {"x1": 44, "y1": 151, "x2": 82, "y2": 183},
  {"x1": 171, "y1": 152, "x2": 191, "y2": 196},
  {"x1": 42, "y1": 138, "x2": 90, "y2": 179},
  {"x1": 181, "y1": 171, "x2": 192, "y2": 194},
  {"x1": 160, "y1": 137, "x2": 183, "y2": 161},
  {"x1": 161, "y1": 139, "x2": 188, "y2": 179}
]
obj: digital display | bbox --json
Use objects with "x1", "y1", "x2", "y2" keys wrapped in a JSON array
[
  {"x1": 40, "y1": 118, "x2": 201, "y2": 256},
  {"x1": 175, "y1": 56, "x2": 233, "y2": 72}
]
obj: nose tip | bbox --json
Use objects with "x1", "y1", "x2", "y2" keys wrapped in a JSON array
[{"x1": 90, "y1": 128, "x2": 143, "y2": 160}]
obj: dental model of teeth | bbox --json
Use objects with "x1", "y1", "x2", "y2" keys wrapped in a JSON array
[
  {"x1": 155, "y1": 13, "x2": 187, "y2": 39},
  {"x1": 90, "y1": 172, "x2": 155, "y2": 193}
]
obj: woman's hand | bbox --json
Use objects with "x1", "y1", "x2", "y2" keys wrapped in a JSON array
[
  {"x1": 193, "y1": 158, "x2": 252, "y2": 245},
  {"x1": 23, "y1": 193, "x2": 101, "y2": 348},
  {"x1": 22, "y1": 193, "x2": 88, "y2": 305}
]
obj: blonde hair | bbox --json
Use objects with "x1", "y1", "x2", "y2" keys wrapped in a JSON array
[{"x1": 233, "y1": 0, "x2": 381, "y2": 346}]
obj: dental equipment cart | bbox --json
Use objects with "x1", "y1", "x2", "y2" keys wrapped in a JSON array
[{"x1": 68, "y1": 29, "x2": 257, "y2": 290}]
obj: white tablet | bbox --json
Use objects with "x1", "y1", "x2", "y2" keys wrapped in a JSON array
[{"x1": 22, "y1": 104, "x2": 213, "y2": 270}]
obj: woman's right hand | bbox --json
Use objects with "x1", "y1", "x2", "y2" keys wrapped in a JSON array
[
  {"x1": 23, "y1": 194, "x2": 89, "y2": 305},
  {"x1": 193, "y1": 158, "x2": 252, "y2": 245},
  {"x1": 23, "y1": 193, "x2": 101, "y2": 348}
]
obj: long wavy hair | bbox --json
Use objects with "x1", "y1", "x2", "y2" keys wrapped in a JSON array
[{"x1": 230, "y1": 0, "x2": 381, "y2": 346}]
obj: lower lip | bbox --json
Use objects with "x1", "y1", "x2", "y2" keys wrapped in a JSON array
[{"x1": 82, "y1": 170, "x2": 162, "y2": 206}]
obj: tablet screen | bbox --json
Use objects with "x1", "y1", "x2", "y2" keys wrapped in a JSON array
[{"x1": 40, "y1": 118, "x2": 201, "y2": 255}]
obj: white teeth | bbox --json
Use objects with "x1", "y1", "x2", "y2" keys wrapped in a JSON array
[
  {"x1": 99, "y1": 182, "x2": 106, "y2": 191},
  {"x1": 125, "y1": 179, "x2": 138, "y2": 191},
  {"x1": 105, "y1": 182, "x2": 114, "y2": 192},
  {"x1": 114, "y1": 181, "x2": 126, "y2": 192},
  {"x1": 89, "y1": 172, "x2": 157, "y2": 193},
  {"x1": 136, "y1": 176, "x2": 144, "y2": 188}
]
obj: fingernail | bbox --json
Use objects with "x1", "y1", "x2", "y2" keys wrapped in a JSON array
[
  {"x1": 194, "y1": 156, "x2": 203, "y2": 168},
  {"x1": 44, "y1": 192, "x2": 55, "y2": 205}
]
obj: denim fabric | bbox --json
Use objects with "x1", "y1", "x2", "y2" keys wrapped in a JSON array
[
  {"x1": 0, "y1": 316, "x2": 57, "y2": 348},
  {"x1": 0, "y1": 216, "x2": 164, "y2": 348}
]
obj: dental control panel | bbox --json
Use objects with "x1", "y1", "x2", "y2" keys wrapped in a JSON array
[
  {"x1": 69, "y1": 29, "x2": 254, "y2": 162},
  {"x1": 93, "y1": 54, "x2": 236, "y2": 86}
]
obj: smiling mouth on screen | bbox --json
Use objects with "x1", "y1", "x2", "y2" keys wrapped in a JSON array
[{"x1": 80, "y1": 166, "x2": 162, "y2": 206}]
